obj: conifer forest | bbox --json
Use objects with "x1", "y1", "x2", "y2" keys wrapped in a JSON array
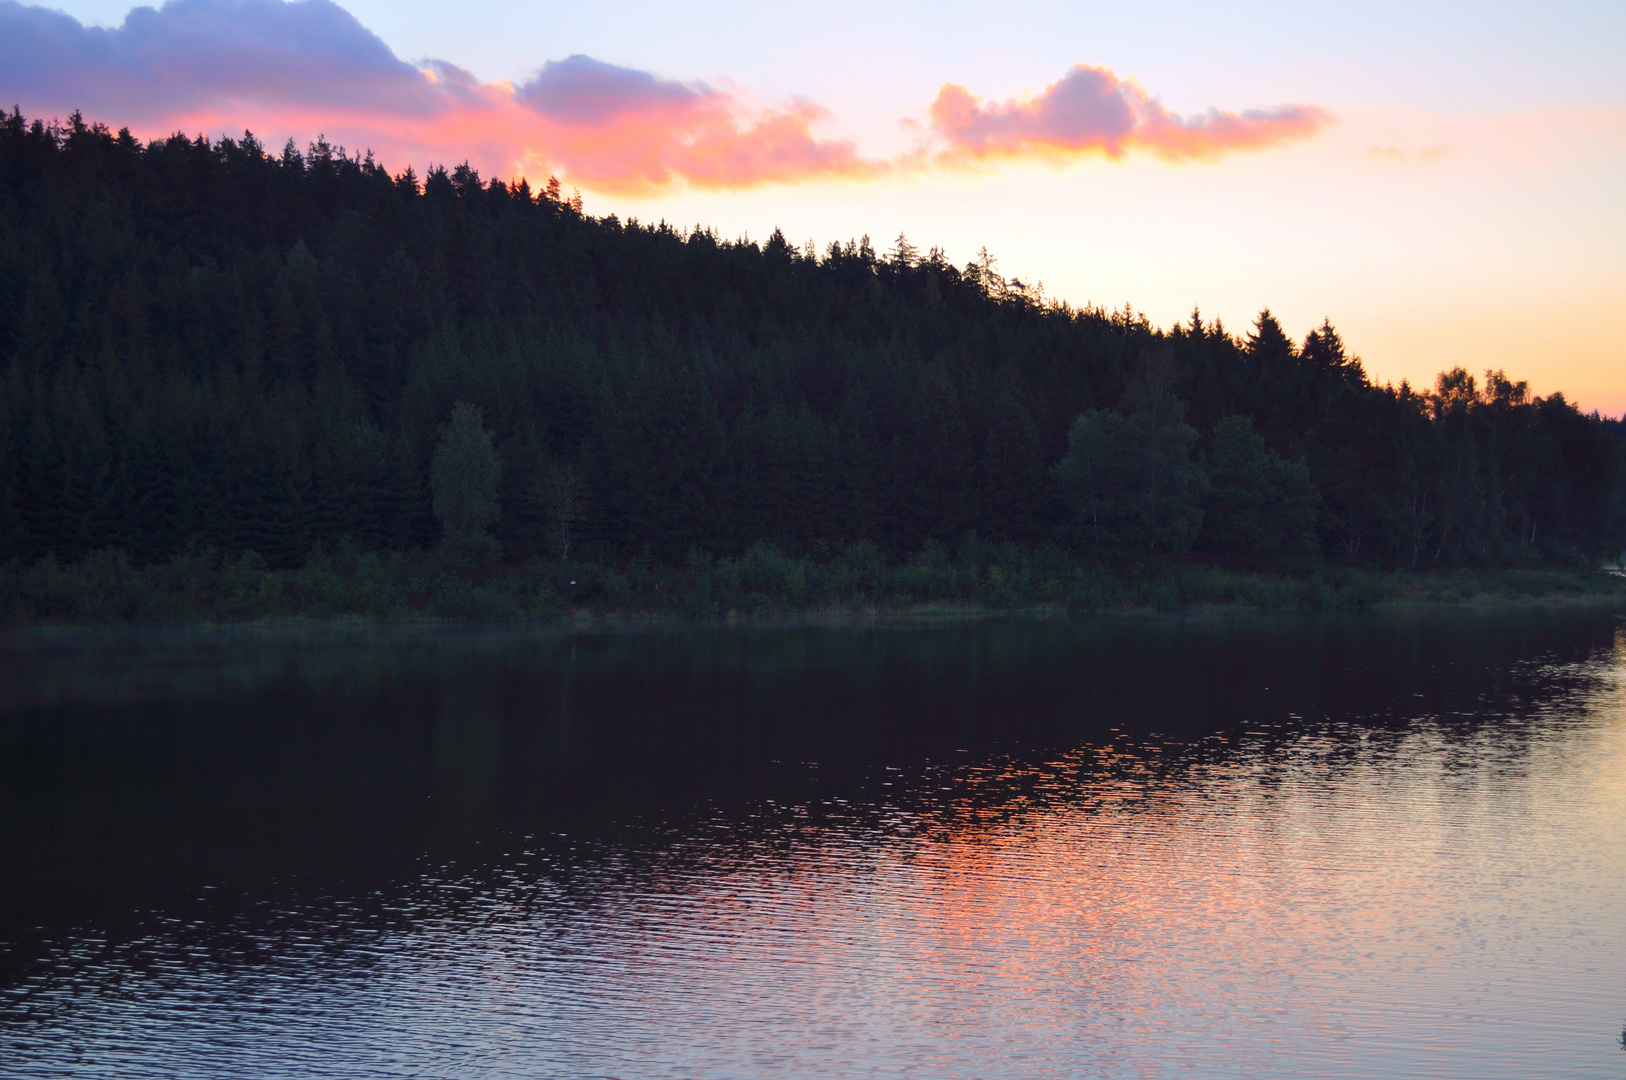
[{"x1": 1, "y1": 111, "x2": 1623, "y2": 618}]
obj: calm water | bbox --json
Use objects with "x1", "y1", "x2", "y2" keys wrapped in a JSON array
[{"x1": 2, "y1": 611, "x2": 1624, "y2": 1078}]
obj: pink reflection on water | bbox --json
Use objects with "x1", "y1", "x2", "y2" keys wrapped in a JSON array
[{"x1": 560, "y1": 707, "x2": 1625, "y2": 1075}]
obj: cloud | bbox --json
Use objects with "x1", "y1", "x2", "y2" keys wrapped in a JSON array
[
  {"x1": 0, "y1": 2, "x2": 1329, "y2": 191},
  {"x1": 0, "y1": 0, "x2": 875, "y2": 192},
  {"x1": 929, "y1": 64, "x2": 1331, "y2": 164},
  {"x1": 1365, "y1": 143, "x2": 1451, "y2": 163},
  {"x1": 519, "y1": 55, "x2": 709, "y2": 126},
  {"x1": 510, "y1": 55, "x2": 878, "y2": 188},
  {"x1": 0, "y1": 0, "x2": 437, "y2": 116}
]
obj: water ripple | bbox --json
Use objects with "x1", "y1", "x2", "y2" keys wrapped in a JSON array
[{"x1": 2, "y1": 617, "x2": 1624, "y2": 1077}]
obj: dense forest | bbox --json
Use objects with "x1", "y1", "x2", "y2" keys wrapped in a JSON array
[{"x1": 2, "y1": 109, "x2": 1623, "y2": 588}]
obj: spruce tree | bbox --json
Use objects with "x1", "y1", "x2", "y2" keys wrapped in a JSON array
[{"x1": 431, "y1": 402, "x2": 502, "y2": 569}]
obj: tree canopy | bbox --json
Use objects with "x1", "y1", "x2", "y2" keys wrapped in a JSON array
[
  {"x1": 2, "y1": 109, "x2": 1622, "y2": 571},
  {"x1": 430, "y1": 401, "x2": 501, "y2": 567}
]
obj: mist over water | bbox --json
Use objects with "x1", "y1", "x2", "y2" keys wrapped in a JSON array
[{"x1": 2, "y1": 611, "x2": 1623, "y2": 1078}]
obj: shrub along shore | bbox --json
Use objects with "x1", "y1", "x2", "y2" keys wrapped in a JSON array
[{"x1": 3, "y1": 541, "x2": 1621, "y2": 628}]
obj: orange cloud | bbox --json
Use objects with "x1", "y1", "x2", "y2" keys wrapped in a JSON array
[
  {"x1": 0, "y1": 1, "x2": 1329, "y2": 191},
  {"x1": 403, "y1": 55, "x2": 882, "y2": 192},
  {"x1": 509, "y1": 57, "x2": 882, "y2": 190},
  {"x1": 930, "y1": 64, "x2": 1332, "y2": 164},
  {"x1": 0, "y1": 0, "x2": 878, "y2": 193}
]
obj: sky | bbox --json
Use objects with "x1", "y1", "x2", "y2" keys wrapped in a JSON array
[{"x1": 4, "y1": 0, "x2": 1624, "y2": 414}]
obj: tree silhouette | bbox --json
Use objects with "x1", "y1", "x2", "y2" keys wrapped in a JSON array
[
  {"x1": 0, "y1": 108, "x2": 1620, "y2": 574},
  {"x1": 1201, "y1": 416, "x2": 1319, "y2": 563},
  {"x1": 1054, "y1": 347, "x2": 1204, "y2": 554},
  {"x1": 431, "y1": 403, "x2": 502, "y2": 569},
  {"x1": 534, "y1": 463, "x2": 582, "y2": 564}
]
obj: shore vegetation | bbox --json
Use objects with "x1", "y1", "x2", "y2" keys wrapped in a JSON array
[{"x1": 3, "y1": 541, "x2": 1621, "y2": 626}]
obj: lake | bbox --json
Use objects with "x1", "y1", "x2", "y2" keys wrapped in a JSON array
[{"x1": 2, "y1": 610, "x2": 1623, "y2": 1078}]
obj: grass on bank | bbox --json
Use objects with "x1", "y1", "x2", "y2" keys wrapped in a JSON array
[{"x1": 2, "y1": 539, "x2": 1623, "y2": 627}]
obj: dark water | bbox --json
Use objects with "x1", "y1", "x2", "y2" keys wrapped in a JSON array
[{"x1": 2, "y1": 610, "x2": 1623, "y2": 1078}]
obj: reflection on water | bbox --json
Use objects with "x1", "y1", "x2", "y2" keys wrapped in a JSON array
[{"x1": 1, "y1": 611, "x2": 1623, "y2": 1077}]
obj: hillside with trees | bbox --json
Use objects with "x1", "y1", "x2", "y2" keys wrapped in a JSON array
[{"x1": 2, "y1": 109, "x2": 1623, "y2": 616}]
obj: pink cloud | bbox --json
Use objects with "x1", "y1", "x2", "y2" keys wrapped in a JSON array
[
  {"x1": 0, "y1": 0, "x2": 877, "y2": 192},
  {"x1": 510, "y1": 55, "x2": 879, "y2": 189},
  {"x1": 930, "y1": 64, "x2": 1331, "y2": 163},
  {"x1": 0, "y1": 2, "x2": 1329, "y2": 190}
]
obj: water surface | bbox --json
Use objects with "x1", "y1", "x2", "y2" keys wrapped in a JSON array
[{"x1": 2, "y1": 611, "x2": 1623, "y2": 1077}]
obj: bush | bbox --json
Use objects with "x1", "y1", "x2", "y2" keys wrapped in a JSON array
[
  {"x1": 737, "y1": 542, "x2": 807, "y2": 605},
  {"x1": 5, "y1": 537, "x2": 1621, "y2": 628},
  {"x1": 529, "y1": 580, "x2": 569, "y2": 616},
  {"x1": 682, "y1": 589, "x2": 719, "y2": 619},
  {"x1": 219, "y1": 550, "x2": 273, "y2": 618},
  {"x1": 1138, "y1": 575, "x2": 1183, "y2": 612},
  {"x1": 597, "y1": 570, "x2": 633, "y2": 610},
  {"x1": 895, "y1": 540, "x2": 957, "y2": 603},
  {"x1": 1327, "y1": 570, "x2": 1395, "y2": 608},
  {"x1": 843, "y1": 541, "x2": 885, "y2": 595},
  {"x1": 1066, "y1": 566, "x2": 1120, "y2": 614},
  {"x1": 429, "y1": 578, "x2": 519, "y2": 620}
]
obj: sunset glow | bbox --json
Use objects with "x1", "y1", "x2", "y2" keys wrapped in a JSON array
[
  {"x1": 3, "y1": 0, "x2": 1622, "y2": 412},
  {"x1": 0, "y1": 1, "x2": 1324, "y2": 190},
  {"x1": 928, "y1": 65, "x2": 1330, "y2": 165}
]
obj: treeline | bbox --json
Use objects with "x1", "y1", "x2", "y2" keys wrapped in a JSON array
[{"x1": 2, "y1": 109, "x2": 1623, "y2": 574}]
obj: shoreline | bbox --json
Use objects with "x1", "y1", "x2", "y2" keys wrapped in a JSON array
[{"x1": 4, "y1": 568, "x2": 1623, "y2": 635}]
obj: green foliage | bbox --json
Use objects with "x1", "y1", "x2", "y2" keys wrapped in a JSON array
[
  {"x1": 1202, "y1": 416, "x2": 1320, "y2": 563},
  {"x1": 431, "y1": 403, "x2": 503, "y2": 570},
  {"x1": 894, "y1": 539, "x2": 958, "y2": 603},
  {"x1": 528, "y1": 578, "x2": 569, "y2": 616},
  {"x1": 1053, "y1": 350, "x2": 1204, "y2": 555},
  {"x1": 429, "y1": 577, "x2": 520, "y2": 620},
  {"x1": 1065, "y1": 566, "x2": 1120, "y2": 614},
  {"x1": 737, "y1": 542, "x2": 808, "y2": 605},
  {"x1": 3, "y1": 541, "x2": 1624, "y2": 628},
  {"x1": 0, "y1": 111, "x2": 1621, "y2": 576}
]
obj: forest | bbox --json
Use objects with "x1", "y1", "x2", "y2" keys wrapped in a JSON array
[{"x1": 1, "y1": 109, "x2": 1623, "y2": 620}]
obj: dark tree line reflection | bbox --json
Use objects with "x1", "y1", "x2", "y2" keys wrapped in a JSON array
[{"x1": 2, "y1": 610, "x2": 1618, "y2": 945}]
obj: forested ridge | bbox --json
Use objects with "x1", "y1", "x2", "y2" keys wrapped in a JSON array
[{"x1": 3, "y1": 109, "x2": 1624, "y2": 583}]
